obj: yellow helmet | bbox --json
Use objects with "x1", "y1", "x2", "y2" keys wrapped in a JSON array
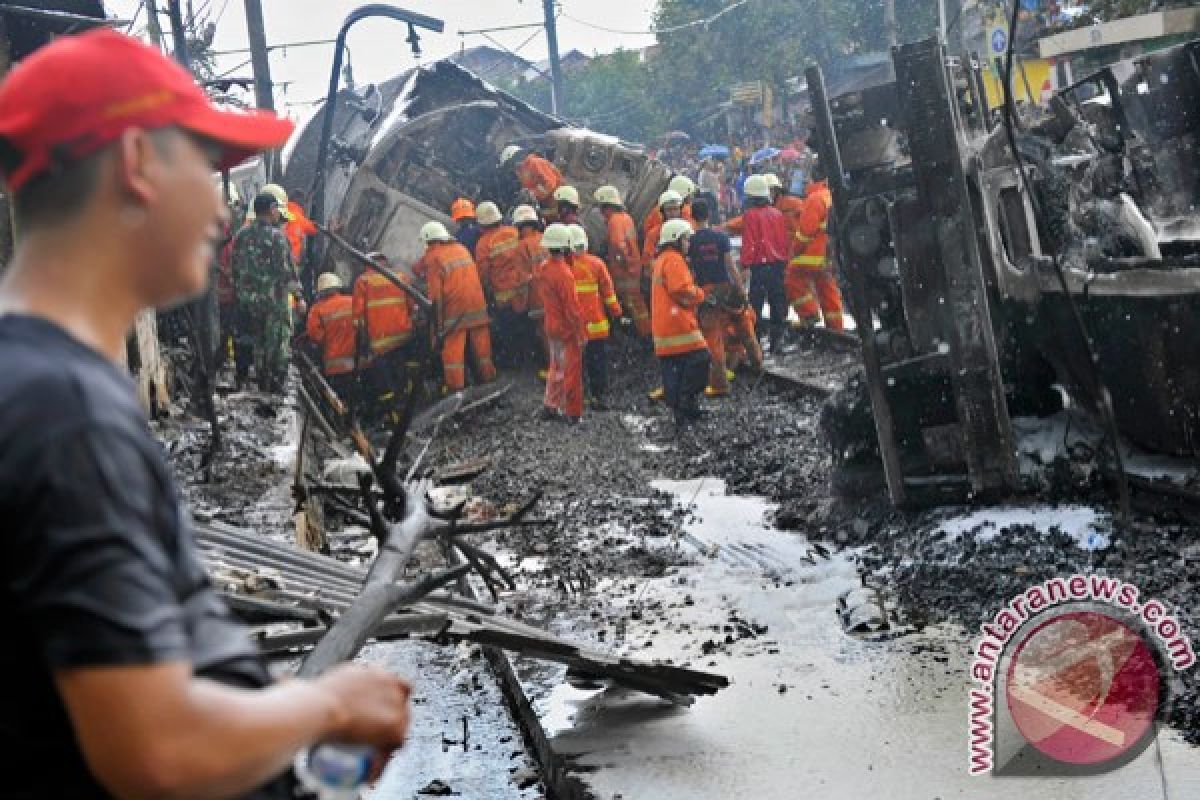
[
  {"x1": 262, "y1": 183, "x2": 293, "y2": 220},
  {"x1": 554, "y1": 185, "x2": 580, "y2": 207},
  {"x1": 476, "y1": 201, "x2": 502, "y2": 226},
  {"x1": 593, "y1": 185, "x2": 623, "y2": 207},
  {"x1": 500, "y1": 145, "x2": 521, "y2": 164},
  {"x1": 668, "y1": 175, "x2": 695, "y2": 199},
  {"x1": 420, "y1": 221, "x2": 453, "y2": 244},
  {"x1": 568, "y1": 224, "x2": 588, "y2": 251},
  {"x1": 658, "y1": 189, "x2": 683, "y2": 209},
  {"x1": 512, "y1": 205, "x2": 539, "y2": 225},
  {"x1": 764, "y1": 173, "x2": 783, "y2": 190},
  {"x1": 744, "y1": 174, "x2": 771, "y2": 199},
  {"x1": 658, "y1": 218, "x2": 694, "y2": 246},
  {"x1": 316, "y1": 272, "x2": 343, "y2": 293},
  {"x1": 541, "y1": 223, "x2": 573, "y2": 251}
]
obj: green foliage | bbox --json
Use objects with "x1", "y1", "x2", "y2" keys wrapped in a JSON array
[{"x1": 507, "y1": 0, "x2": 938, "y2": 141}]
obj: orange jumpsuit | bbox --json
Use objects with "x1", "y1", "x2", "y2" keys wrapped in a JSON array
[
  {"x1": 475, "y1": 224, "x2": 531, "y2": 312},
  {"x1": 652, "y1": 248, "x2": 709, "y2": 421},
  {"x1": 788, "y1": 180, "x2": 844, "y2": 330},
  {"x1": 516, "y1": 154, "x2": 564, "y2": 206},
  {"x1": 651, "y1": 249, "x2": 707, "y2": 358},
  {"x1": 603, "y1": 208, "x2": 650, "y2": 336},
  {"x1": 641, "y1": 201, "x2": 693, "y2": 274},
  {"x1": 425, "y1": 241, "x2": 496, "y2": 390},
  {"x1": 572, "y1": 253, "x2": 622, "y2": 340},
  {"x1": 352, "y1": 269, "x2": 416, "y2": 357},
  {"x1": 284, "y1": 202, "x2": 318, "y2": 264},
  {"x1": 539, "y1": 254, "x2": 587, "y2": 419},
  {"x1": 306, "y1": 292, "x2": 356, "y2": 377}
]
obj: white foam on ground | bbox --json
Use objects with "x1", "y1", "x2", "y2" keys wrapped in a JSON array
[
  {"x1": 938, "y1": 505, "x2": 1110, "y2": 551},
  {"x1": 527, "y1": 479, "x2": 1200, "y2": 799}
]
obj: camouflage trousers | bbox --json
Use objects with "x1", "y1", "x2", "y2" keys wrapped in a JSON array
[{"x1": 235, "y1": 300, "x2": 290, "y2": 392}]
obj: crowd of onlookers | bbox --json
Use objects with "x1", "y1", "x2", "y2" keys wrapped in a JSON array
[{"x1": 650, "y1": 132, "x2": 818, "y2": 221}]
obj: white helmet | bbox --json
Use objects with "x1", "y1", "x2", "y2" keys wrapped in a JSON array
[
  {"x1": 541, "y1": 223, "x2": 573, "y2": 251},
  {"x1": 593, "y1": 185, "x2": 623, "y2": 207},
  {"x1": 568, "y1": 224, "x2": 588, "y2": 252},
  {"x1": 658, "y1": 189, "x2": 683, "y2": 209},
  {"x1": 262, "y1": 183, "x2": 293, "y2": 220},
  {"x1": 500, "y1": 145, "x2": 521, "y2": 164},
  {"x1": 316, "y1": 272, "x2": 343, "y2": 293},
  {"x1": 764, "y1": 173, "x2": 783, "y2": 190},
  {"x1": 512, "y1": 205, "x2": 540, "y2": 225},
  {"x1": 476, "y1": 201, "x2": 502, "y2": 226},
  {"x1": 420, "y1": 220, "x2": 453, "y2": 244},
  {"x1": 668, "y1": 175, "x2": 695, "y2": 199},
  {"x1": 554, "y1": 185, "x2": 580, "y2": 207},
  {"x1": 744, "y1": 174, "x2": 771, "y2": 199},
  {"x1": 658, "y1": 218, "x2": 694, "y2": 246}
]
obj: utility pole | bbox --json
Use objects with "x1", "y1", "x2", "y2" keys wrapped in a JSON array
[
  {"x1": 143, "y1": 0, "x2": 165, "y2": 49},
  {"x1": 541, "y1": 0, "x2": 564, "y2": 115},
  {"x1": 243, "y1": 0, "x2": 280, "y2": 178},
  {"x1": 883, "y1": 0, "x2": 898, "y2": 47},
  {"x1": 165, "y1": 0, "x2": 190, "y2": 66}
]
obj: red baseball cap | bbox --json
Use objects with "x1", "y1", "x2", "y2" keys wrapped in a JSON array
[{"x1": 0, "y1": 27, "x2": 294, "y2": 192}]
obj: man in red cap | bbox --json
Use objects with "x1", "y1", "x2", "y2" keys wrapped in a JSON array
[{"x1": 0, "y1": 29, "x2": 411, "y2": 799}]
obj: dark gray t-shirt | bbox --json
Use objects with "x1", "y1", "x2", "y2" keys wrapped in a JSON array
[{"x1": 0, "y1": 315, "x2": 290, "y2": 799}]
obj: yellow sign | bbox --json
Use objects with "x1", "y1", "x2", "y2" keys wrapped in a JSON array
[
  {"x1": 981, "y1": 57, "x2": 1055, "y2": 109},
  {"x1": 731, "y1": 81, "x2": 764, "y2": 106}
]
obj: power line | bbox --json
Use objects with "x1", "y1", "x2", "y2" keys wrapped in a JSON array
[{"x1": 561, "y1": 0, "x2": 755, "y2": 37}]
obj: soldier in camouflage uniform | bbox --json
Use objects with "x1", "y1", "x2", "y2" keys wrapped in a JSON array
[{"x1": 232, "y1": 192, "x2": 294, "y2": 392}]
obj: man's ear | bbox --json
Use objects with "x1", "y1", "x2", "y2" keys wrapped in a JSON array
[{"x1": 112, "y1": 127, "x2": 161, "y2": 208}]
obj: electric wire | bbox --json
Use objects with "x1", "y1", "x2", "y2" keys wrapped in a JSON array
[
  {"x1": 561, "y1": 0, "x2": 755, "y2": 37},
  {"x1": 999, "y1": 0, "x2": 1130, "y2": 521}
]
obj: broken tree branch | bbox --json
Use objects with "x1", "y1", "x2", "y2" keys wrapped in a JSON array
[{"x1": 298, "y1": 564, "x2": 468, "y2": 677}]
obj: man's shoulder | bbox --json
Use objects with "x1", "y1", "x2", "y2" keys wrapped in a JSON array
[{"x1": 0, "y1": 319, "x2": 142, "y2": 454}]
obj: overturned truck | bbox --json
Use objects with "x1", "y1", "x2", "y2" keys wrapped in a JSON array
[
  {"x1": 283, "y1": 61, "x2": 671, "y2": 279},
  {"x1": 810, "y1": 37, "x2": 1200, "y2": 507}
]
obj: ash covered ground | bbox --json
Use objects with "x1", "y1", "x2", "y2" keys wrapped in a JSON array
[
  {"x1": 156, "y1": 329, "x2": 1200, "y2": 786},
  {"x1": 418, "y1": 332, "x2": 1200, "y2": 748}
]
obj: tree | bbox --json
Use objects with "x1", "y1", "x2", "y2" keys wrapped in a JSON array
[
  {"x1": 504, "y1": 0, "x2": 937, "y2": 141},
  {"x1": 505, "y1": 50, "x2": 664, "y2": 142}
]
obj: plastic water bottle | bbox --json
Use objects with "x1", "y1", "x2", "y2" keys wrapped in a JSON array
[{"x1": 295, "y1": 743, "x2": 376, "y2": 799}]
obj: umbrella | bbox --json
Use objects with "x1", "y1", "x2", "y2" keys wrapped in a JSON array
[
  {"x1": 750, "y1": 146, "x2": 780, "y2": 165},
  {"x1": 698, "y1": 144, "x2": 730, "y2": 159},
  {"x1": 663, "y1": 130, "x2": 691, "y2": 143},
  {"x1": 780, "y1": 148, "x2": 801, "y2": 161}
]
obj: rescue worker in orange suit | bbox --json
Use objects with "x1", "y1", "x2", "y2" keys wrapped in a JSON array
[
  {"x1": 642, "y1": 188, "x2": 684, "y2": 273},
  {"x1": 738, "y1": 174, "x2": 791, "y2": 353},
  {"x1": 568, "y1": 224, "x2": 623, "y2": 410},
  {"x1": 474, "y1": 201, "x2": 534, "y2": 367},
  {"x1": 513, "y1": 204, "x2": 551, "y2": 373},
  {"x1": 554, "y1": 186, "x2": 581, "y2": 226},
  {"x1": 306, "y1": 272, "x2": 359, "y2": 409},
  {"x1": 643, "y1": 175, "x2": 696, "y2": 250},
  {"x1": 687, "y1": 199, "x2": 751, "y2": 397},
  {"x1": 420, "y1": 221, "x2": 496, "y2": 392},
  {"x1": 652, "y1": 218, "x2": 710, "y2": 429},
  {"x1": 788, "y1": 162, "x2": 844, "y2": 330},
  {"x1": 501, "y1": 145, "x2": 563, "y2": 212},
  {"x1": 451, "y1": 196, "x2": 482, "y2": 256},
  {"x1": 538, "y1": 224, "x2": 587, "y2": 423},
  {"x1": 352, "y1": 252, "x2": 419, "y2": 419},
  {"x1": 594, "y1": 185, "x2": 650, "y2": 337}
]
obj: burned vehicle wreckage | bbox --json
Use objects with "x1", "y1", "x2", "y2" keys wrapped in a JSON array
[
  {"x1": 282, "y1": 60, "x2": 671, "y2": 278},
  {"x1": 281, "y1": 45, "x2": 1200, "y2": 513},
  {"x1": 810, "y1": 37, "x2": 1200, "y2": 508}
]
